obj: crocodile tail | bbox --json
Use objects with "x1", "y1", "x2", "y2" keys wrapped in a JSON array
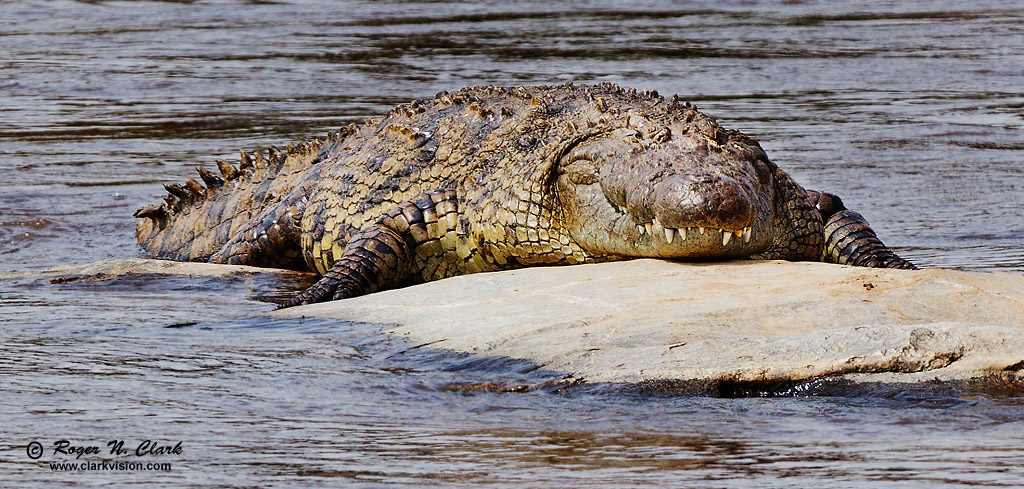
[{"x1": 134, "y1": 127, "x2": 353, "y2": 262}]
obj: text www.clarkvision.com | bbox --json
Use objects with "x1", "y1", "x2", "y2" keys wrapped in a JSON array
[
  {"x1": 25, "y1": 439, "x2": 182, "y2": 472},
  {"x1": 48, "y1": 460, "x2": 172, "y2": 472}
]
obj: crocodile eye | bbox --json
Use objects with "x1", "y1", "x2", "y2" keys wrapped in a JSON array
[{"x1": 516, "y1": 135, "x2": 538, "y2": 151}]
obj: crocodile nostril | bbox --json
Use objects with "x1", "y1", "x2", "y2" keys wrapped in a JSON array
[{"x1": 651, "y1": 174, "x2": 755, "y2": 230}]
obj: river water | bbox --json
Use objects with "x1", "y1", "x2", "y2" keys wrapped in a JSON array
[{"x1": 2, "y1": 1, "x2": 1023, "y2": 487}]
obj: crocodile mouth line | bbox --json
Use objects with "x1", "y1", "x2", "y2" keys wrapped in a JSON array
[{"x1": 607, "y1": 200, "x2": 753, "y2": 246}]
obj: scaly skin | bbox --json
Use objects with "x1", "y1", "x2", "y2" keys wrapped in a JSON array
[{"x1": 134, "y1": 83, "x2": 915, "y2": 308}]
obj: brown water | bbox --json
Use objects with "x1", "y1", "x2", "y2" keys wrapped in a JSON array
[{"x1": 2, "y1": 1, "x2": 1023, "y2": 487}]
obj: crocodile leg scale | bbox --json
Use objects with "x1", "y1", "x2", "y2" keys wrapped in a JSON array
[
  {"x1": 823, "y1": 210, "x2": 917, "y2": 269},
  {"x1": 279, "y1": 224, "x2": 413, "y2": 308},
  {"x1": 805, "y1": 189, "x2": 917, "y2": 269},
  {"x1": 281, "y1": 189, "x2": 483, "y2": 307}
]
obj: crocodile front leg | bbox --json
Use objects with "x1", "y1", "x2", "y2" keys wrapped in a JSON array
[
  {"x1": 279, "y1": 189, "x2": 462, "y2": 308},
  {"x1": 807, "y1": 190, "x2": 917, "y2": 269}
]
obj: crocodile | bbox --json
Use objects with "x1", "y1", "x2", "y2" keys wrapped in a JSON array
[{"x1": 134, "y1": 83, "x2": 915, "y2": 308}]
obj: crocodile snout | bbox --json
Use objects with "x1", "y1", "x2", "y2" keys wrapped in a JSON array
[{"x1": 651, "y1": 173, "x2": 756, "y2": 231}]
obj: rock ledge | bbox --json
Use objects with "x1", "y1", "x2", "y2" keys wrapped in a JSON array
[{"x1": 275, "y1": 259, "x2": 1024, "y2": 384}]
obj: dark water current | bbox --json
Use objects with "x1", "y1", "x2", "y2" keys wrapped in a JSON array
[{"x1": 2, "y1": 1, "x2": 1023, "y2": 487}]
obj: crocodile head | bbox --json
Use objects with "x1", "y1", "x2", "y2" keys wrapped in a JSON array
[{"x1": 554, "y1": 119, "x2": 777, "y2": 259}]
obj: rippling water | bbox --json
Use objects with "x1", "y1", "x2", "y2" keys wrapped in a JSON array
[{"x1": 2, "y1": 1, "x2": 1023, "y2": 486}]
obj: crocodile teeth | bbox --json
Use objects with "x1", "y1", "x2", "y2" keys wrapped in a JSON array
[
  {"x1": 652, "y1": 218, "x2": 665, "y2": 238},
  {"x1": 722, "y1": 230, "x2": 732, "y2": 246},
  {"x1": 680, "y1": 227, "x2": 687, "y2": 241},
  {"x1": 734, "y1": 229, "x2": 744, "y2": 238},
  {"x1": 644, "y1": 223, "x2": 653, "y2": 235},
  {"x1": 638, "y1": 224, "x2": 646, "y2": 235},
  {"x1": 664, "y1": 227, "x2": 675, "y2": 243},
  {"x1": 698, "y1": 227, "x2": 705, "y2": 235},
  {"x1": 743, "y1": 227, "x2": 752, "y2": 243}
]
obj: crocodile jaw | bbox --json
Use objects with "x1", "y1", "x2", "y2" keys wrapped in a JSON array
[{"x1": 560, "y1": 178, "x2": 773, "y2": 258}]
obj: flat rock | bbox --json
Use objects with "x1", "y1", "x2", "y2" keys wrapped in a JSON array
[{"x1": 275, "y1": 259, "x2": 1024, "y2": 384}]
